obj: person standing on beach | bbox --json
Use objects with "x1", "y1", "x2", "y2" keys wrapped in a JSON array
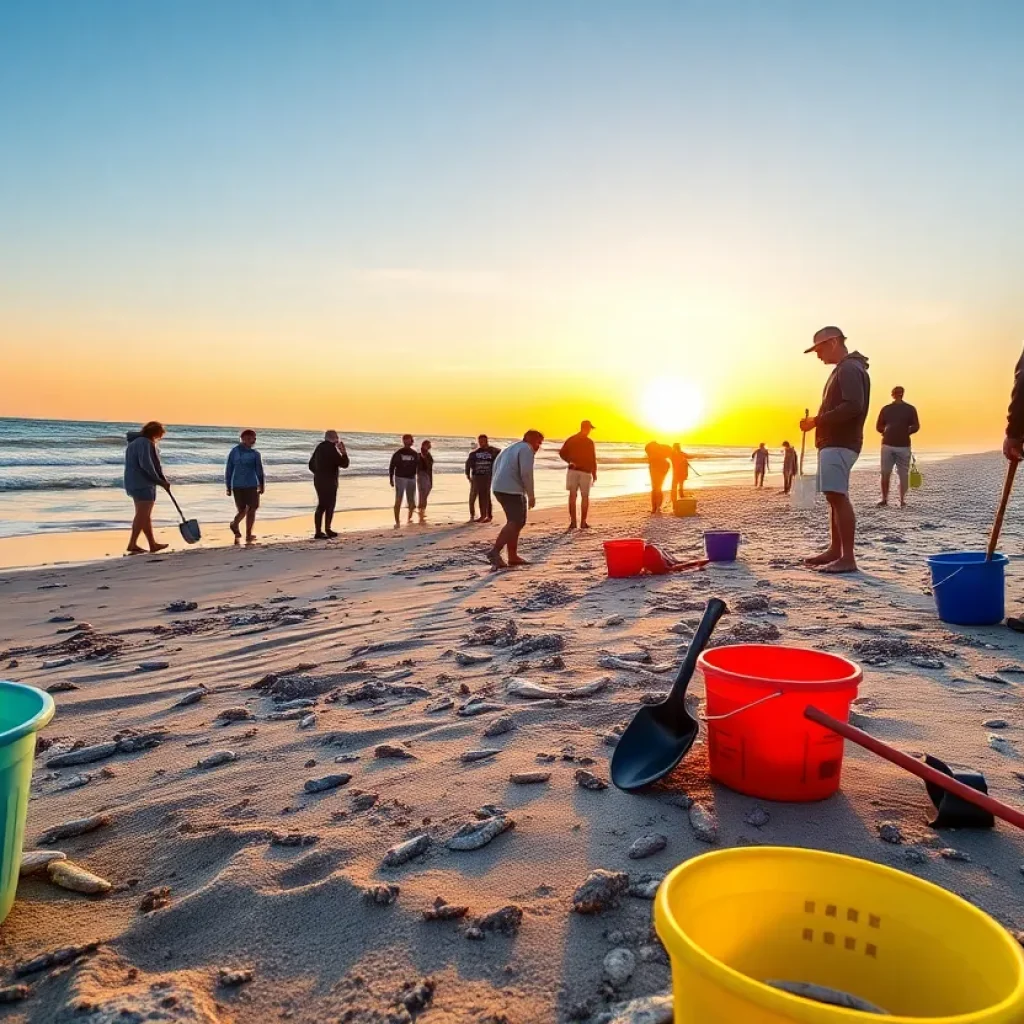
[
  {"x1": 309, "y1": 431, "x2": 349, "y2": 539},
  {"x1": 416, "y1": 440, "x2": 434, "y2": 519},
  {"x1": 487, "y1": 429, "x2": 543, "y2": 569},
  {"x1": 876, "y1": 386, "x2": 920, "y2": 507},
  {"x1": 781, "y1": 441, "x2": 798, "y2": 494},
  {"x1": 389, "y1": 434, "x2": 419, "y2": 526},
  {"x1": 646, "y1": 442, "x2": 671, "y2": 513},
  {"x1": 800, "y1": 326, "x2": 871, "y2": 574},
  {"x1": 123, "y1": 421, "x2": 170, "y2": 554},
  {"x1": 1002, "y1": 348, "x2": 1024, "y2": 630},
  {"x1": 752, "y1": 443, "x2": 770, "y2": 487},
  {"x1": 466, "y1": 434, "x2": 500, "y2": 522},
  {"x1": 670, "y1": 444, "x2": 689, "y2": 501},
  {"x1": 559, "y1": 419, "x2": 597, "y2": 529},
  {"x1": 225, "y1": 429, "x2": 265, "y2": 544}
]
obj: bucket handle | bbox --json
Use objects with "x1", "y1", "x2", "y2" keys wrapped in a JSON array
[
  {"x1": 701, "y1": 690, "x2": 783, "y2": 721},
  {"x1": 929, "y1": 565, "x2": 967, "y2": 590}
]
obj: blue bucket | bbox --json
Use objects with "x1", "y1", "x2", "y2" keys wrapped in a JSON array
[
  {"x1": 927, "y1": 552, "x2": 1009, "y2": 626},
  {"x1": 704, "y1": 531, "x2": 741, "y2": 563}
]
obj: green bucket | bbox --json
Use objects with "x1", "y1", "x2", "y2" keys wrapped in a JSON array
[{"x1": 1, "y1": 681, "x2": 55, "y2": 925}]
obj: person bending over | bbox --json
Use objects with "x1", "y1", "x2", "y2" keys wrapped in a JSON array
[{"x1": 487, "y1": 430, "x2": 543, "y2": 569}]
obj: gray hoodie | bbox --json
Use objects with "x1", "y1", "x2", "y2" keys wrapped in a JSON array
[
  {"x1": 815, "y1": 352, "x2": 871, "y2": 453},
  {"x1": 124, "y1": 431, "x2": 167, "y2": 493}
]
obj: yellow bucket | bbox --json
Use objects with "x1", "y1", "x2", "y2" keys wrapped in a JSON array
[
  {"x1": 674, "y1": 497, "x2": 697, "y2": 517},
  {"x1": 655, "y1": 847, "x2": 1024, "y2": 1023}
]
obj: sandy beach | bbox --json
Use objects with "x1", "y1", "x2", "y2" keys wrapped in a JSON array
[{"x1": 2, "y1": 452, "x2": 1024, "y2": 1022}]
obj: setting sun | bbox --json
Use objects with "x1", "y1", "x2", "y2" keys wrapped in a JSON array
[{"x1": 639, "y1": 376, "x2": 706, "y2": 436}]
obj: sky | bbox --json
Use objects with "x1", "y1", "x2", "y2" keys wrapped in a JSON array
[{"x1": 1, "y1": 0, "x2": 1022, "y2": 447}]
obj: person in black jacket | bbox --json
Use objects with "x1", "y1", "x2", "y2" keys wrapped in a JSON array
[
  {"x1": 389, "y1": 434, "x2": 419, "y2": 526},
  {"x1": 465, "y1": 434, "x2": 500, "y2": 522},
  {"x1": 416, "y1": 440, "x2": 434, "y2": 519},
  {"x1": 799, "y1": 326, "x2": 871, "y2": 574},
  {"x1": 308, "y1": 430, "x2": 349, "y2": 539}
]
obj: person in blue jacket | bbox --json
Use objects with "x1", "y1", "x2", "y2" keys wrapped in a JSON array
[
  {"x1": 225, "y1": 429, "x2": 265, "y2": 543},
  {"x1": 124, "y1": 420, "x2": 170, "y2": 554}
]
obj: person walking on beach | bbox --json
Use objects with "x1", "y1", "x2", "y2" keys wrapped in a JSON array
[
  {"x1": 389, "y1": 434, "x2": 419, "y2": 526},
  {"x1": 225, "y1": 429, "x2": 265, "y2": 544},
  {"x1": 781, "y1": 441, "x2": 798, "y2": 494},
  {"x1": 123, "y1": 421, "x2": 170, "y2": 554},
  {"x1": 646, "y1": 442, "x2": 671, "y2": 513},
  {"x1": 752, "y1": 443, "x2": 770, "y2": 487},
  {"x1": 800, "y1": 326, "x2": 871, "y2": 574},
  {"x1": 308, "y1": 430, "x2": 349, "y2": 539},
  {"x1": 1002, "y1": 348, "x2": 1024, "y2": 630},
  {"x1": 559, "y1": 419, "x2": 597, "y2": 529},
  {"x1": 466, "y1": 434, "x2": 500, "y2": 522},
  {"x1": 487, "y1": 429, "x2": 543, "y2": 569},
  {"x1": 876, "y1": 386, "x2": 920, "y2": 507},
  {"x1": 416, "y1": 440, "x2": 434, "y2": 519},
  {"x1": 670, "y1": 444, "x2": 690, "y2": 501}
]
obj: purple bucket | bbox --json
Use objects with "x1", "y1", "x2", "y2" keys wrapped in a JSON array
[{"x1": 704, "y1": 531, "x2": 740, "y2": 562}]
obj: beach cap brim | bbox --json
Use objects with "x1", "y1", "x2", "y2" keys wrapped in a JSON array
[{"x1": 804, "y1": 332, "x2": 846, "y2": 354}]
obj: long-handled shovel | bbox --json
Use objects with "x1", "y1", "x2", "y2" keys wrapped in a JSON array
[
  {"x1": 806, "y1": 706, "x2": 1024, "y2": 831},
  {"x1": 987, "y1": 460, "x2": 1017, "y2": 560}
]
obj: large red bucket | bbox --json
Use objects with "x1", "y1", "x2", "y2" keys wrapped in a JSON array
[
  {"x1": 603, "y1": 539, "x2": 645, "y2": 578},
  {"x1": 697, "y1": 645, "x2": 861, "y2": 802}
]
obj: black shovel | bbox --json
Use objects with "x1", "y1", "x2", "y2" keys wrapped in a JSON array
[
  {"x1": 167, "y1": 489, "x2": 202, "y2": 545},
  {"x1": 611, "y1": 598, "x2": 729, "y2": 791}
]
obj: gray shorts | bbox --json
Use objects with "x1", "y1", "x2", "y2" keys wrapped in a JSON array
[
  {"x1": 881, "y1": 445, "x2": 911, "y2": 483},
  {"x1": 816, "y1": 447, "x2": 858, "y2": 495},
  {"x1": 395, "y1": 477, "x2": 416, "y2": 506}
]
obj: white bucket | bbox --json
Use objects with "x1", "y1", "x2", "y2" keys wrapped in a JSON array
[{"x1": 790, "y1": 476, "x2": 816, "y2": 510}]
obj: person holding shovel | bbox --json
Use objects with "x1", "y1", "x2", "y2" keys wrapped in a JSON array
[
  {"x1": 123, "y1": 421, "x2": 170, "y2": 554},
  {"x1": 1002, "y1": 348, "x2": 1024, "y2": 631},
  {"x1": 800, "y1": 326, "x2": 871, "y2": 574}
]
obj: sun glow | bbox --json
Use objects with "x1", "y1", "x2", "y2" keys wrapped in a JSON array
[{"x1": 639, "y1": 376, "x2": 705, "y2": 436}]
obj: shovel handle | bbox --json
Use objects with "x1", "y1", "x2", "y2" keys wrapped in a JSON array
[
  {"x1": 166, "y1": 489, "x2": 187, "y2": 525},
  {"x1": 799, "y1": 408, "x2": 808, "y2": 476},
  {"x1": 987, "y1": 460, "x2": 1017, "y2": 561},
  {"x1": 667, "y1": 598, "x2": 728, "y2": 706},
  {"x1": 805, "y1": 706, "x2": 1024, "y2": 832}
]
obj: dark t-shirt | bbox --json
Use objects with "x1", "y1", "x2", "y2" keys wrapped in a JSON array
[
  {"x1": 559, "y1": 432, "x2": 597, "y2": 476},
  {"x1": 390, "y1": 447, "x2": 419, "y2": 480},
  {"x1": 418, "y1": 451, "x2": 434, "y2": 478},
  {"x1": 466, "y1": 446, "x2": 500, "y2": 477},
  {"x1": 876, "y1": 402, "x2": 919, "y2": 448},
  {"x1": 308, "y1": 441, "x2": 350, "y2": 482}
]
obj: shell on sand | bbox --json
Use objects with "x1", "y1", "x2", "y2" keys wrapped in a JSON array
[
  {"x1": 506, "y1": 676, "x2": 609, "y2": 700},
  {"x1": 47, "y1": 860, "x2": 112, "y2": 895},
  {"x1": 19, "y1": 850, "x2": 66, "y2": 876}
]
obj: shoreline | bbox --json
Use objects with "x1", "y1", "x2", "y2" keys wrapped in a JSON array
[{"x1": 0, "y1": 452, "x2": 984, "y2": 573}]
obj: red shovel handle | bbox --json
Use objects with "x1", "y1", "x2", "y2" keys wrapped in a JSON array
[{"x1": 805, "y1": 705, "x2": 1024, "y2": 833}]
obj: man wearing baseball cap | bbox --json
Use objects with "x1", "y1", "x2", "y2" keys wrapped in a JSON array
[
  {"x1": 799, "y1": 327, "x2": 871, "y2": 573},
  {"x1": 559, "y1": 419, "x2": 597, "y2": 529}
]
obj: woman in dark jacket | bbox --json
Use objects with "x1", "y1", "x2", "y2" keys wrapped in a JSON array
[{"x1": 124, "y1": 421, "x2": 170, "y2": 553}]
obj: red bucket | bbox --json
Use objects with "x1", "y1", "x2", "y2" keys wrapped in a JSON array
[
  {"x1": 697, "y1": 644, "x2": 861, "y2": 802},
  {"x1": 603, "y1": 539, "x2": 645, "y2": 578}
]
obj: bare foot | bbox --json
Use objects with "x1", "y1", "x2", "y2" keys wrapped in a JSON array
[
  {"x1": 126, "y1": 546, "x2": 145, "y2": 555},
  {"x1": 804, "y1": 550, "x2": 840, "y2": 566},
  {"x1": 245, "y1": 535, "x2": 256, "y2": 544},
  {"x1": 149, "y1": 543, "x2": 169, "y2": 553},
  {"x1": 508, "y1": 557, "x2": 530, "y2": 567},
  {"x1": 487, "y1": 551, "x2": 508, "y2": 570},
  {"x1": 816, "y1": 559, "x2": 859, "y2": 574},
  {"x1": 876, "y1": 500, "x2": 888, "y2": 507},
  {"x1": 580, "y1": 522, "x2": 590, "y2": 530}
]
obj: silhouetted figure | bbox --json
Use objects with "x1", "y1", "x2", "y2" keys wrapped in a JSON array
[
  {"x1": 646, "y1": 442, "x2": 671, "y2": 513},
  {"x1": 752, "y1": 443, "x2": 770, "y2": 487},
  {"x1": 670, "y1": 444, "x2": 689, "y2": 501},
  {"x1": 389, "y1": 434, "x2": 419, "y2": 526},
  {"x1": 876, "y1": 386, "x2": 920, "y2": 507},
  {"x1": 308, "y1": 430, "x2": 349, "y2": 539},
  {"x1": 781, "y1": 441, "x2": 798, "y2": 494},
  {"x1": 466, "y1": 434, "x2": 500, "y2": 522},
  {"x1": 416, "y1": 440, "x2": 433, "y2": 519},
  {"x1": 559, "y1": 419, "x2": 597, "y2": 529}
]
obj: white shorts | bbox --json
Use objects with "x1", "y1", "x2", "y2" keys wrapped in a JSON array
[
  {"x1": 566, "y1": 468, "x2": 593, "y2": 498},
  {"x1": 881, "y1": 445, "x2": 911, "y2": 482},
  {"x1": 816, "y1": 447, "x2": 858, "y2": 495}
]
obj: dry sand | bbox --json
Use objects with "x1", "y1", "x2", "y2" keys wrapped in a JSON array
[{"x1": 2, "y1": 452, "x2": 1024, "y2": 1023}]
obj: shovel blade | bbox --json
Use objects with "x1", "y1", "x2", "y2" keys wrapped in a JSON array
[
  {"x1": 179, "y1": 520, "x2": 202, "y2": 545},
  {"x1": 925, "y1": 754, "x2": 995, "y2": 829}
]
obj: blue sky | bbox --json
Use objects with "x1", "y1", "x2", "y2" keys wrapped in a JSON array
[{"x1": 2, "y1": 1, "x2": 1022, "y2": 442}]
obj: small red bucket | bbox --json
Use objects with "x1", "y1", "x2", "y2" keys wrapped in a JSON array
[
  {"x1": 697, "y1": 644, "x2": 861, "y2": 802},
  {"x1": 603, "y1": 539, "x2": 645, "y2": 578}
]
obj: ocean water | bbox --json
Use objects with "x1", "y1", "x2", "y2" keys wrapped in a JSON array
[{"x1": 0, "y1": 417, "x2": 948, "y2": 539}]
